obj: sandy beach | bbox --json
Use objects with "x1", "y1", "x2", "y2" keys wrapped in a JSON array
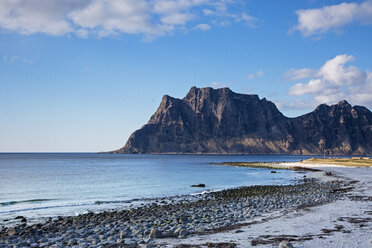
[
  {"x1": 0, "y1": 161, "x2": 371, "y2": 248},
  {"x1": 156, "y1": 163, "x2": 372, "y2": 248}
]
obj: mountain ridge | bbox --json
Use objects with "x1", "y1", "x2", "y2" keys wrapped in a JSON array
[{"x1": 112, "y1": 86, "x2": 372, "y2": 155}]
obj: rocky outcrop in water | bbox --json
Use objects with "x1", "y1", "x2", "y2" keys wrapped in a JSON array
[{"x1": 113, "y1": 87, "x2": 372, "y2": 155}]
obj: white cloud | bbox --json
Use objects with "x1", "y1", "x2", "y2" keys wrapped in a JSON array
[
  {"x1": 69, "y1": 0, "x2": 157, "y2": 37},
  {"x1": 256, "y1": 70, "x2": 265, "y2": 77},
  {"x1": 235, "y1": 13, "x2": 256, "y2": 28},
  {"x1": 0, "y1": 0, "x2": 82, "y2": 35},
  {"x1": 293, "y1": 0, "x2": 372, "y2": 36},
  {"x1": 194, "y1": 23, "x2": 211, "y2": 30},
  {"x1": 211, "y1": 81, "x2": 227, "y2": 88},
  {"x1": 284, "y1": 68, "x2": 317, "y2": 81},
  {"x1": 2, "y1": 55, "x2": 35, "y2": 64},
  {"x1": 0, "y1": 0, "x2": 256, "y2": 38},
  {"x1": 160, "y1": 12, "x2": 192, "y2": 26},
  {"x1": 274, "y1": 99, "x2": 315, "y2": 111},
  {"x1": 247, "y1": 74, "x2": 255, "y2": 79},
  {"x1": 287, "y1": 54, "x2": 372, "y2": 107},
  {"x1": 247, "y1": 70, "x2": 265, "y2": 80},
  {"x1": 289, "y1": 79, "x2": 324, "y2": 96},
  {"x1": 202, "y1": 1, "x2": 257, "y2": 28}
]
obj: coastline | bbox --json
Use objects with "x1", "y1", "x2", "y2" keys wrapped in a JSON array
[
  {"x1": 157, "y1": 162, "x2": 372, "y2": 248},
  {"x1": 0, "y1": 166, "x2": 349, "y2": 248},
  {"x1": 1, "y1": 160, "x2": 370, "y2": 247}
]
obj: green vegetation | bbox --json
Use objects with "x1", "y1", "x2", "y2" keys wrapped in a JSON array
[
  {"x1": 211, "y1": 162, "x2": 289, "y2": 170},
  {"x1": 302, "y1": 158, "x2": 372, "y2": 167},
  {"x1": 211, "y1": 162, "x2": 321, "y2": 172},
  {"x1": 212, "y1": 157, "x2": 372, "y2": 170}
]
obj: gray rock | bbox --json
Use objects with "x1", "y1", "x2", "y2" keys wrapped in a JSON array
[
  {"x1": 124, "y1": 239, "x2": 138, "y2": 245},
  {"x1": 245, "y1": 199, "x2": 253, "y2": 206},
  {"x1": 173, "y1": 227, "x2": 183, "y2": 236},
  {"x1": 191, "y1": 184, "x2": 205, "y2": 187},
  {"x1": 139, "y1": 245, "x2": 153, "y2": 248},
  {"x1": 279, "y1": 240, "x2": 294, "y2": 248},
  {"x1": 67, "y1": 238, "x2": 78, "y2": 246},
  {"x1": 178, "y1": 216, "x2": 189, "y2": 224},
  {"x1": 7, "y1": 227, "x2": 18, "y2": 236},
  {"x1": 178, "y1": 229, "x2": 189, "y2": 238},
  {"x1": 143, "y1": 237, "x2": 153, "y2": 243},
  {"x1": 18, "y1": 241, "x2": 29, "y2": 246},
  {"x1": 148, "y1": 228, "x2": 162, "y2": 238},
  {"x1": 119, "y1": 230, "x2": 129, "y2": 239}
]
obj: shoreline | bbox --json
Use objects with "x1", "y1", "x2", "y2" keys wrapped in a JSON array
[
  {"x1": 0, "y1": 167, "x2": 349, "y2": 248},
  {"x1": 157, "y1": 163, "x2": 372, "y2": 248},
  {"x1": 1, "y1": 160, "x2": 370, "y2": 247},
  {"x1": 212, "y1": 157, "x2": 372, "y2": 170}
]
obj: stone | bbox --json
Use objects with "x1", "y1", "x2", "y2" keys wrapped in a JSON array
[
  {"x1": 148, "y1": 228, "x2": 162, "y2": 239},
  {"x1": 18, "y1": 241, "x2": 29, "y2": 246},
  {"x1": 139, "y1": 245, "x2": 153, "y2": 248},
  {"x1": 7, "y1": 227, "x2": 18, "y2": 236},
  {"x1": 143, "y1": 237, "x2": 153, "y2": 243},
  {"x1": 178, "y1": 229, "x2": 189, "y2": 238},
  {"x1": 279, "y1": 240, "x2": 294, "y2": 248},
  {"x1": 245, "y1": 199, "x2": 253, "y2": 206},
  {"x1": 191, "y1": 184, "x2": 206, "y2": 187},
  {"x1": 174, "y1": 227, "x2": 183, "y2": 236},
  {"x1": 67, "y1": 239, "x2": 78, "y2": 246},
  {"x1": 178, "y1": 216, "x2": 189, "y2": 224},
  {"x1": 119, "y1": 230, "x2": 129, "y2": 239},
  {"x1": 124, "y1": 239, "x2": 138, "y2": 245}
]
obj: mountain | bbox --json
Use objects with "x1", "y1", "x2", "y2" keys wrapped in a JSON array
[{"x1": 112, "y1": 87, "x2": 372, "y2": 155}]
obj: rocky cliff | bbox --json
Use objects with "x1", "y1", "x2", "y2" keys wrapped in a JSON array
[{"x1": 113, "y1": 87, "x2": 372, "y2": 155}]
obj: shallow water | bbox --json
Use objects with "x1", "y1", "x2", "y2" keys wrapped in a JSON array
[{"x1": 0, "y1": 153, "x2": 312, "y2": 224}]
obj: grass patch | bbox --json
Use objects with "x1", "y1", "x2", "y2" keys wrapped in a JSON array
[
  {"x1": 211, "y1": 162, "x2": 289, "y2": 170},
  {"x1": 302, "y1": 158, "x2": 372, "y2": 167}
]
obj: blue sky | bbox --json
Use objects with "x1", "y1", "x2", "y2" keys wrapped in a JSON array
[{"x1": 1, "y1": 0, "x2": 372, "y2": 152}]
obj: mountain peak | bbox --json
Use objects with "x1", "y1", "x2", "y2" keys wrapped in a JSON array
[
  {"x1": 337, "y1": 100, "x2": 351, "y2": 107},
  {"x1": 184, "y1": 86, "x2": 232, "y2": 101},
  {"x1": 315, "y1": 100, "x2": 352, "y2": 112},
  {"x1": 113, "y1": 89, "x2": 372, "y2": 155}
]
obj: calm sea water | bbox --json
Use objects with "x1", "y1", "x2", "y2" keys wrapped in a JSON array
[{"x1": 0, "y1": 154, "x2": 313, "y2": 225}]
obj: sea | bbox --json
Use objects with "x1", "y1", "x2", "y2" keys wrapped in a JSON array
[{"x1": 0, "y1": 153, "x2": 316, "y2": 226}]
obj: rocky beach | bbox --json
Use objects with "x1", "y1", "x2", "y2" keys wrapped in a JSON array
[{"x1": 0, "y1": 167, "x2": 351, "y2": 248}]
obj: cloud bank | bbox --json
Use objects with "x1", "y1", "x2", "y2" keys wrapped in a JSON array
[
  {"x1": 0, "y1": 0, "x2": 256, "y2": 38},
  {"x1": 286, "y1": 55, "x2": 372, "y2": 108},
  {"x1": 293, "y1": 0, "x2": 372, "y2": 36}
]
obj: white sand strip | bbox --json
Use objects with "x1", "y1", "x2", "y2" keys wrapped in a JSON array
[{"x1": 156, "y1": 165, "x2": 372, "y2": 248}]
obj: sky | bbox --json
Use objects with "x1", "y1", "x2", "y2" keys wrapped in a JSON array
[{"x1": 1, "y1": 0, "x2": 372, "y2": 152}]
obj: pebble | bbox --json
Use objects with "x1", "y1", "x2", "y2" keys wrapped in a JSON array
[
  {"x1": 279, "y1": 240, "x2": 294, "y2": 248},
  {"x1": 148, "y1": 228, "x2": 162, "y2": 238},
  {"x1": 0, "y1": 179, "x2": 345, "y2": 247}
]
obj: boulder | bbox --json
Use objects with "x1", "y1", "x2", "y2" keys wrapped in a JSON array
[
  {"x1": 245, "y1": 199, "x2": 253, "y2": 206},
  {"x1": 191, "y1": 184, "x2": 205, "y2": 187},
  {"x1": 279, "y1": 240, "x2": 294, "y2": 248},
  {"x1": 148, "y1": 228, "x2": 162, "y2": 239},
  {"x1": 7, "y1": 227, "x2": 18, "y2": 236},
  {"x1": 178, "y1": 229, "x2": 189, "y2": 238}
]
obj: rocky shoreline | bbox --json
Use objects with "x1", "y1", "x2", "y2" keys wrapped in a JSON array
[{"x1": 0, "y1": 175, "x2": 350, "y2": 248}]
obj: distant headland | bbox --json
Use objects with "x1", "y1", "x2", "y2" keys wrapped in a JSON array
[{"x1": 110, "y1": 87, "x2": 372, "y2": 155}]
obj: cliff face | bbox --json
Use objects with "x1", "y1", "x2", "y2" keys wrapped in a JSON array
[{"x1": 114, "y1": 87, "x2": 372, "y2": 155}]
